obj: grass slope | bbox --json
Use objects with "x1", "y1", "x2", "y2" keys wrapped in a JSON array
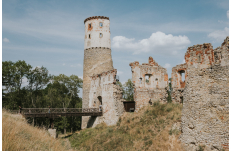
[
  {"x1": 69, "y1": 102, "x2": 183, "y2": 151},
  {"x1": 2, "y1": 109, "x2": 73, "y2": 151}
]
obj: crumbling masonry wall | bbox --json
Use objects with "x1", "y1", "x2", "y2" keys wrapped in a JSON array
[
  {"x1": 82, "y1": 47, "x2": 114, "y2": 129},
  {"x1": 171, "y1": 63, "x2": 187, "y2": 103},
  {"x1": 178, "y1": 37, "x2": 229, "y2": 151},
  {"x1": 130, "y1": 57, "x2": 168, "y2": 111},
  {"x1": 87, "y1": 69, "x2": 124, "y2": 127}
]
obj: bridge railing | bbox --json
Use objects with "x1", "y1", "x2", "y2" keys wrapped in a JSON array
[{"x1": 21, "y1": 108, "x2": 101, "y2": 114}]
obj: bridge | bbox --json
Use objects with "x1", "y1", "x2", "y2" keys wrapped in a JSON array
[{"x1": 20, "y1": 108, "x2": 102, "y2": 118}]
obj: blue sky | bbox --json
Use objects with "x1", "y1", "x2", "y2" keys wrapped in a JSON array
[{"x1": 2, "y1": 0, "x2": 229, "y2": 96}]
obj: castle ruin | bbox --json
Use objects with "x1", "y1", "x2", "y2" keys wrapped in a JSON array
[
  {"x1": 81, "y1": 16, "x2": 229, "y2": 150},
  {"x1": 129, "y1": 57, "x2": 169, "y2": 111},
  {"x1": 172, "y1": 37, "x2": 229, "y2": 150}
]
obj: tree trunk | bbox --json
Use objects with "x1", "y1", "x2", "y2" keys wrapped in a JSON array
[{"x1": 32, "y1": 117, "x2": 34, "y2": 127}]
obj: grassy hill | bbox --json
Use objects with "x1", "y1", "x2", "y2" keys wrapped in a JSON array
[
  {"x1": 69, "y1": 102, "x2": 184, "y2": 151},
  {"x1": 2, "y1": 109, "x2": 72, "y2": 151}
]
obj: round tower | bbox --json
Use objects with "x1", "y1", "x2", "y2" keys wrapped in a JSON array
[
  {"x1": 84, "y1": 16, "x2": 111, "y2": 49},
  {"x1": 82, "y1": 16, "x2": 114, "y2": 129}
]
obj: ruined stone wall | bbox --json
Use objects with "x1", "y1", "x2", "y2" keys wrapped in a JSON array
[
  {"x1": 180, "y1": 37, "x2": 229, "y2": 150},
  {"x1": 130, "y1": 57, "x2": 168, "y2": 111},
  {"x1": 86, "y1": 69, "x2": 124, "y2": 127},
  {"x1": 171, "y1": 63, "x2": 187, "y2": 103},
  {"x1": 82, "y1": 47, "x2": 114, "y2": 129}
]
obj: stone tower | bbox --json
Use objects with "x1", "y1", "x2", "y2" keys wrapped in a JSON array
[{"x1": 82, "y1": 16, "x2": 114, "y2": 129}]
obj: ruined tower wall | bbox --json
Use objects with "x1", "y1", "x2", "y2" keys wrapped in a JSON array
[
  {"x1": 130, "y1": 57, "x2": 168, "y2": 111},
  {"x1": 180, "y1": 37, "x2": 229, "y2": 150},
  {"x1": 87, "y1": 69, "x2": 124, "y2": 127},
  {"x1": 82, "y1": 16, "x2": 114, "y2": 129}
]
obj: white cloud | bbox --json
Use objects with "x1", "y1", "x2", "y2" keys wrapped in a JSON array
[
  {"x1": 164, "y1": 63, "x2": 171, "y2": 69},
  {"x1": 208, "y1": 27, "x2": 229, "y2": 41},
  {"x1": 227, "y1": 10, "x2": 229, "y2": 19},
  {"x1": 112, "y1": 31, "x2": 190, "y2": 55},
  {"x1": 3, "y1": 38, "x2": 10, "y2": 43}
]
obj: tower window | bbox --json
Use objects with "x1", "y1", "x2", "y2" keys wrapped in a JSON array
[
  {"x1": 88, "y1": 23, "x2": 91, "y2": 29},
  {"x1": 99, "y1": 33, "x2": 103, "y2": 38},
  {"x1": 89, "y1": 34, "x2": 91, "y2": 39},
  {"x1": 99, "y1": 22, "x2": 103, "y2": 27}
]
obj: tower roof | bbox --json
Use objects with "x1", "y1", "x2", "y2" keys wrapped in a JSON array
[{"x1": 84, "y1": 16, "x2": 109, "y2": 24}]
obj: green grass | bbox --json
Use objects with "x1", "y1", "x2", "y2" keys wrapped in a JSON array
[{"x1": 69, "y1": 102, "x2": 183, "y2": 151}]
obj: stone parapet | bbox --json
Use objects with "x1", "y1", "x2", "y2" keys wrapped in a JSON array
[{"x1": 84, "y1": 16, "x2": 109, "y2": 24}]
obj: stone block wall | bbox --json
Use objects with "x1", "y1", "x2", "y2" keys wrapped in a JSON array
[
  {"x1": 171, "y1": 63, "x2": 187, "y2": 103},
  {"x1": 82, "y1": 47, "x2": 114, "y2": 129},
  {"x1": 130, "y1": 57, "x2": 168, "y2": 111},
  {"x1": 179, "y1": 37, "x2": 229, "y2": 150},
  {"x1": 86, "y1": 69, "x2": 124, "y2": 128}
]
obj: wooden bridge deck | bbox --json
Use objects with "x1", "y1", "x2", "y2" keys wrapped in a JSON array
[{"x1": 20, "y1": 108, "x2": 102, "y2": 118}]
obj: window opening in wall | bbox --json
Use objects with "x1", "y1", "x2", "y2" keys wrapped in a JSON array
[
  {"x1": 98, "y1": 96, "x2": 102, "y2": 105},
  {"x1": 179, "y1": 71, "x2": 185, "y2": 82},
  {"x1": 139, "y1": 78, "x2": 142, "y2": 84},
  {"x1": 99, "y1": 33, "x2": 103, "y2": 38},
  {"x1": 88, "y1": 23, "x2": 91, "y2": 28},
  {"x1": 180, "y1": 96, "x2": 183, "y2": 103},
  {"x1": 89, "y1": 34, "x2": 91, "y2": 39},
  {"x1": 145, "y1": 74, "x2": 151, "y2": 83},
  {"x1": 155, "y1": 78, "x2": 158, "y2": 81},
  {"x1": 99, "y1": 22, "x2": 103, "y2": 27},
  {"x1": 149, "y1": 99, "x2": 152, "y2": 105}
]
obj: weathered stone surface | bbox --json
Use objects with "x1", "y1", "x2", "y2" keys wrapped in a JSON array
[
  {"x1": 130, "y1": 57, "x2": 168, "y2": 111},
  {"x1": 174, "y1": 37, "x2": 229, "y2": 151},
  {"x1": 171, "y1": 63, "x2": 187, "y2": 103},
  {"x1": 87, "y1": 69, "x2": 124, "y2": 127},
  {"x1": 48, "y1": 129, "x2": 58, "y2": 139}
]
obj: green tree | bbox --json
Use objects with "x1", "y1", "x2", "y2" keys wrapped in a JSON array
[
  {"x1": 2, "y1": 60, "x2": 32, "y2": 109},
  {"x1": 26, "y1": 66, "x2": 52, "y2": 107},
  {"x1": 123, "y1": 79, "x2": 134, "y2": 101}
]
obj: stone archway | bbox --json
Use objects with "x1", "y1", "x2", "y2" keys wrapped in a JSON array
[{"x1": 97, "y1": 96, "x2": 102, "y2": 107}]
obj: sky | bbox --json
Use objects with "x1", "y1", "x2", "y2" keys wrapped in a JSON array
[{"x1": 2, "y1": 0, "x2": 229, "y2": 97}]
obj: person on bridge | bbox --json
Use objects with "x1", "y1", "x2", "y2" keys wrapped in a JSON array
[{"x1": 48, "y1": 106, "x2": 51, "y2": 113}]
